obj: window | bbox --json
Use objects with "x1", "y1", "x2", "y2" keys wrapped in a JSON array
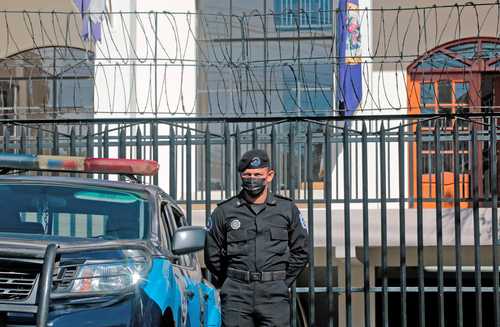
[
  {"x1": 408, "y1": 38, "x2": 500, "y2": 208},
  {"x1": 0, "y1": 184, "x2": 150, "y2": 240},
  {"x1": 418, "y1": 80, "x2": 470, "y2": 174},
  {"x1": 282, "y1": 63, "x2": 333, "y2": 115},
  {"x1": 0, "y1": 47, "x2": 94, "y2": 117},
  {"x1": 274, "y1": 0, "x2": 332, "y2": 29}
]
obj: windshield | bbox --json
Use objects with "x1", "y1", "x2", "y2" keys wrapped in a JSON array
[{"x1": 0, "y1": 183, "x2": 150, "y2": 240}]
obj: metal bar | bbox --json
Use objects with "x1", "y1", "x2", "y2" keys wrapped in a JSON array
[
  {"x1": 4, "y1": 112, "x2": 500, "y2": 125},
  {"x1": 453, "y1": 121, "x2": 463, "y2": 327},
  {"x1": 361, "y1": 123, "x2": 371, "y2": 327},
  {"x1": 471, "y1": 125, "x2": 482, "y2": 327},
  {"x1": 169, "y1": 126, "x2": 177, "y2": 199},
  {"x1": 87, "y1": 126, "x2": 93, "y2": 179},
  {"x1": 408, "y1": 119, "x2": 415, "y2": 207},
  {"x1": 343, "y1": 125, "x2": 352, "y2": 327},
  {"x1": 20, "y1": 127, "x2": 26, "y2": 153},
  {"x1": 135, "y1": 127, "x2": 143, "y2": 183},
  {"x1": 434, "y1": 120, "x2": 445, "y2": 327},
  {"x1": 36, "y1": 128, "x2": 43, "y2": 176},
  {"x1": 263, "y1": 0, "x2": 268, "y2": 115},
  {"x1": 70, "y1": 128, "x2": 76, "y2": 178},
  {"x1": 288, "y1": 121, "x2": 297, "y2": 327},
  {"x1": 152, "y1": 123, "x2": 159, "y2": 186},
  {"x1": 224, "y1": 123, "x2": 231, "y2": 198},
  {"x1": 416, "y1": 123, "x2": 426, "y2": 327},
  {"x1": 235, "y1": 126, "x2": 241, "y2": 191},
  {"x1": 70, "y1": 128, "x2": 76, "y2": 156},
  {"x1": 36, "y1": 128, "x2": 43, "y2": 155},
  {"x1": 491, "y1": 116, "x2": 499, "y2": 327},
  {"x1": 398, "y1": 124, "x2": 407, "y2": 327},
  {"x1": 103, "y1": 126, "x2": 109, "y2": 180},
  {"x1": 306, "y1": 123, "x2": 315, "y2": 326},
  {"x1": 380, "y1": 124, "x2": 388, "y2": 327},
  {"x1": 119, "y1": 129, "x2": 126, "y2": 158},
  {"x1": 118, "y1": 128, "x2": 126, "y2": 181},
  {"x1": 186, "y1": 130, "x2": 193, "y2": 225},
  {"x1": 205, "y1": 128, "x2": 211, "y2": 225},
  {"x1": 52, "y1": 125, "x2": 59, "y2": 177},
  {"x1": 271, "y1": 125, "x2": 278, "y2": 194},
  {"x1": 252, "y1": 122, "x2": 258, "y2": 149},
  {"x1": 154, "y1": 12, "x2": 158, "y2": 116},
  {"x1": 325, "y1": 122, "x2": 334, "y2": 327},
  {"x1": 289, "y1": 123, "x2": 296, "y2": 199},
  {"x1": 36, "y1": 243, "x2": 57, "y2": 327},
  {"x1": 3, "y1": 125, "x2": 9, "y2": 152}
]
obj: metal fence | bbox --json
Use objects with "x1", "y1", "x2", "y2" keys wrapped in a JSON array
[{"x1": 1, "y1": 113, "x2": 500, "y2": 327}]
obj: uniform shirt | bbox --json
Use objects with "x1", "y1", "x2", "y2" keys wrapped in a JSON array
[{"x1": 204, "y1": 192, "x2": 309, "y2": 287}]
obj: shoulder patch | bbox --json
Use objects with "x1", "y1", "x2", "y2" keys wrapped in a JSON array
[
  {"x1": 299, "y1": 213, "x2": 308, "y2": 231},
  {"x1": 274, "y1": 194, "x2": 293, "y2": 201},
  {"x1": 206, "y1": 215, "x2": 213, "y2": 231},
  {"x1": 216, "y1": 195, "x2": 238, "y2": 206}
]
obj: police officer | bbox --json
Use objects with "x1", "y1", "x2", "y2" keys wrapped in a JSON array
[{"x1": 204, "y1": 149, "x2": 309, "y2": 327}]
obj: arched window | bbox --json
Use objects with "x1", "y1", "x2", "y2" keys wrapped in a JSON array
[
  {"x1": 0, "y1": 47, "x2": 94, "y2": 119},
  {"x1": 407, "y1": 37, "x2": 500, "y2": 208}
]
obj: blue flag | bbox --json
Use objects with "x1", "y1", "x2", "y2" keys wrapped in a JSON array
[{"x1": 338, "y1": 0, "x2": 362, "y2": 116}]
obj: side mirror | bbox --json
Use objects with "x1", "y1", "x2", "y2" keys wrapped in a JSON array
[{"x1": 171, "y1": 226, "x2": 206, "y2": 255}]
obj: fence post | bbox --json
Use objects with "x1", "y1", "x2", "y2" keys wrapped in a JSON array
[
  {"x1": 325, "y1": 122, "x2": 334, "y2": 327},
  {"x1": 306, "y1": 123, "x2": 315, "y2": 327},
  {"x1": 169, "y1": 126, "x2": 177, "y2": 199},
  {"x1": 205, "y1": 128, "x2": 211, "y2": 224},
  {"x1": 434, "y1": 120, "x2": 445, "y2": 327},
  {"x1": 471, "y1": 125, "x2": 482, "y2": 327},
  {"x1": 343, "y1": 123, "x2": 352, "y2": 327},
  {"x1": 416, "y1": 123, "x2": 426, "y2": 327},
  {"x1": 224, "y1": 122, "x2": 231, "y2": 198},
  {"x1": 453, "y1": 121, "x2": 463, "y2": 327},
  {"x1": 379, "y1": 124, "x2": 388, "y2": 327},
  {"x1": 398, "y1": 124, "x2": 407, "y2": 327},
  {"x1": 361, "y1": 123, "x2": 371, "y2": 327},
  {"x1": 186, "y1": 130, "x2": 193, "y2": 225},
  {"x1": 490, "y1": 116, "x2": 499, "y2": 327}
]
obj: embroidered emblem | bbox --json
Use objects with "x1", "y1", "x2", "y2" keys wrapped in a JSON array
[
  {"x1": 206, "y1": 215, "x2": 213, "y2": 231},
  {"x1": 230, "y1": 219, "x2": 241, "y2": 230},
  {"x1": 299, "y1": 214, "x2": 308, "y2": 231},
  {"x1": 250, "y1": 157, "x2": 261, "y2": 168}
]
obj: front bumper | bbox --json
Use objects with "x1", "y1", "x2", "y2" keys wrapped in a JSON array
[
  {"x1": 3, "y1": 289, "x2": 163, "y2": 327},
  {"x1": 0, "y1": 241, "x2": 157, "y2": 327}
]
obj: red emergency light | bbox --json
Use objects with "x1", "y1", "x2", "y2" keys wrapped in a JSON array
[{"x1": 0, "y1": 153, "x2": 159, "y2": 176}]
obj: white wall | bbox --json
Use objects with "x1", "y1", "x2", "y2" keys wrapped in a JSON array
[{"x1": 93, "y1": 0, "x2": 197, "y2": 195}]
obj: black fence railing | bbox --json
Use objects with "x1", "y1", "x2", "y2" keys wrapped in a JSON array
[{"x1": 1, "y1": 113, "x2": 500, "y2": 327}]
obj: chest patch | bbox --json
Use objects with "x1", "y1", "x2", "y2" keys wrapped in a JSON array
[{"x1": 230, "y1": 219, "x2": 241, "y2": 230}]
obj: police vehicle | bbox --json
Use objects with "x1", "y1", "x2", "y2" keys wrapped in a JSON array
[{"x1": 0, "y1": 153, "x2": 221, "y2": 327}]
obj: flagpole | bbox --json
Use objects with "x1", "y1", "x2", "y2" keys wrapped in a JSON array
[{"x1": 332, "y1": 0, "x2": 338, "y2": 116}]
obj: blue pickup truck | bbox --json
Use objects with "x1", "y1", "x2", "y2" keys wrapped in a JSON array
[{"x1": 0, "y1": 153, "x2": 221, "y2": 327}]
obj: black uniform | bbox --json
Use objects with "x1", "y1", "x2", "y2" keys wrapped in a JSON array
[{"x1": 205, "y1": 192, "x2": 309, "y2": 327}]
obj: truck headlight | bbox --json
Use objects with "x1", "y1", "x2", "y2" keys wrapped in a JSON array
[
  {"x1": 71, "y1": 263, "x2": 142, "y2": 293},
  {"x1": 54, "y1": 254, "x2": 150, "y2": 294}
]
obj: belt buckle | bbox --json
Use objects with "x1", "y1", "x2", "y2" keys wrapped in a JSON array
[{"x1": 249, "y1": 272, "x2": 261, "y2": 281}]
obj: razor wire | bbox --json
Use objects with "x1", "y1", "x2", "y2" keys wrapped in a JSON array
[{"x1": 0, "y1": 2, "x2": 498, "y2": 117}]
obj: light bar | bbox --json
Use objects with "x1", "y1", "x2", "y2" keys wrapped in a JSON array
[{"x1": 0, "y1": 153, "x2": 159, "y2": 176}]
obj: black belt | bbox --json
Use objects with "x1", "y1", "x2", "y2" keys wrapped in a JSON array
[{"x1": 227, "y1": 268, "x2": 286, "y2": 282}]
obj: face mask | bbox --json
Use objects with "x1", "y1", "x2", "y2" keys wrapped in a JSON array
[{"x1": 241, "y1": 177, "x2": 266, "y2": 196}]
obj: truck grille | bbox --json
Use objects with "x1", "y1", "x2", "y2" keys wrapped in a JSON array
[
  {"x1": 0, "y1": 266, "x2": 38, "y2": 301},
  {"x1": 53, "y1": 266, "x2": 77, "y2": 290}
]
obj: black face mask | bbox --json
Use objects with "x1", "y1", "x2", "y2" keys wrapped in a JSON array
[{"x1": 241, "y1": 177, "x2": 266, "y2": 196}]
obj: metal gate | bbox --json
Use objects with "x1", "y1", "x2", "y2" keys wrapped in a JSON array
[{"x1": 1, "y1": 113, "x2": 499, "y2": 327}]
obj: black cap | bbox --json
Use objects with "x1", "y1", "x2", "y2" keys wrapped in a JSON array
[{"x1": 238, "y1": 149, "x2": 270, "y2": 172}]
